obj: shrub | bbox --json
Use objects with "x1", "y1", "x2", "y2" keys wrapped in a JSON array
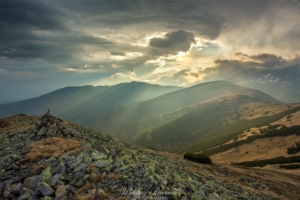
[
  {"x1": 183, "y1": 153, "x2": 212, "y2": 164},
  {"x1": 279, "y1": 164, "x2": 300, "y2": 169},
  {"x1": 233, "y1": 156, "x2": 300, "y2": 167},
  {"x1": 287, "y1": 141, "x2": 300, "y2": 154}
]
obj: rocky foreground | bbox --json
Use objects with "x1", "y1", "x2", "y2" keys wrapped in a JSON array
[{"x1": 0, "y1": 112, "x2": 298, "y2": 199}]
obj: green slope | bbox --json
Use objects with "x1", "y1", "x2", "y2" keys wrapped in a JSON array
[
  {"x1": 132, "y1": 96, "x2": 298, "y2": 154},
  {"x1": 96, "y1": 81, "x2": 280, "y2": 139}
]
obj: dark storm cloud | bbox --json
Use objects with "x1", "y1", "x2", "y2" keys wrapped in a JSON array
[
  {"x1": 0, "y1": 34, "x2": 113, "y2": 66},
  {"x1": 0, "y1": 0, "x2": 67, "y2": 31},
  {"x1": 233, "y1": 52, "x2": 298, "y2": 69},
  {"x1": 199, "y1": 53, "x2": 300, "y2": 82},
  {"x1": 52, "y1": 0, "x2": 225, "y2": 39},
  {"x1": 0, "y1": 0, "x2": 114, "y2": 67},
  {"x1": 150, "y1": 30, "x2": 195, "y2": 51}
]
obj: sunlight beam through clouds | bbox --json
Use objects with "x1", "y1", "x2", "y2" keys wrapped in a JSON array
[{"x1": 1, "y1": 0, "x2": 300, "y2": 100}]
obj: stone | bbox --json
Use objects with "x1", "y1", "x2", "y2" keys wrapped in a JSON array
[
  {"x1": 10, "y1": 183, "x2": 22, "y2": 195},
  {"x1": 32, "y1": 189, "x2": 43, "y2": 199},
  {"x1": 74, "y1": 179, "x2": 84, "y2": 188},
  {"x1": 53, "y1": 163, "x2": 66, "y2": 175},
  {"x1": 68, "y1": 155, "x2": 83, "y2": 169},
  {"x1": 91, "y1": 151, "x2": 107, "y2": 161},
  {"x1": 49, "y1": 174, "x2": 60, "y2": 187},
  {"x1": 0, "y1": 181, "x2": 7, "y2": 193},
  {"x1": 41, "y1": 167, "x2": 52, "y2": 183},
  {"x1": 38, "y1": 182, "x2": 54, "y2": 196},
  {"x1": 38, "y1": 127, "x2": 47, "y2": 136},
  {"x1": 55, "y1": 185, "x2": 68, "y2": 199},
  {"x1": 206, "y1": 193, "x2": 222, "y2": 200},
  {"x1": 23, "y1": 176, "x2": 37, "y2": 189},
  {"x1": 94, "y1": 160, "x2": 109, "y2": 169},
  {"x1": 74, "y1": 171, "x2": 85, "y2": 180},
  {"x1": 75, "y1": 163, "x2": 88, "y2": 173},
  {"x1": 16, "y1": 193, "x2": 32, "y2": 200},
  {"x1": 46, "y1": 129, "x2": 56, "y2": 137},
  {"x1": 192, "y1": 189, "x2": 206, "y2": 200}
]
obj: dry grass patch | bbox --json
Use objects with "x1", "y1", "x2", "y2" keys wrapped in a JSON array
[
  {"x1": 32, "y1": 164, "x2": 47, "y2": 175},
  {"x1": 77, "y1": 182, "x2": 93, "y2": 194},
  {"x1": 97, "y1": 189, "x2": 110, "y2": 199},
  {"x1": 93, "y1": 172, "x2": 122, "y2": 184},
  {"x1": 73, "y1": 194, "x2": 94, "y2": 200},
  {"x1": 211, "y1": 135, "x2": 300, "y2": 164},
  {"x1": 94, "y1": 173, "x2": 103, "y2": 184},
  {"x1": 18, "y1": 137, "x2": 84, "y2": 163},
  {"x1": 87, "y1": 164, "x2": 95, "y2": 172},
  {"x1": 107, "y1": 173, "x2": 123, "y2": 180},
  {"x1": 0, "y1": 115, "x2": 39, "y2": 132},
  {"x1": 74, "y1": 182, "x2": 95, "y2": 200}
]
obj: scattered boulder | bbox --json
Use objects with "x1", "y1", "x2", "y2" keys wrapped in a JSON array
[{"x1": 38, "y1": 182, "x2": 54, "y2": 196}]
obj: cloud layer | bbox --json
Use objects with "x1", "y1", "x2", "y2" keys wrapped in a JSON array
[{"x1": 1, "y1": 0, "x2": 300, "y2": 100}]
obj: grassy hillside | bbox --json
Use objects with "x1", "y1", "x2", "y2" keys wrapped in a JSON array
[
  {"x1": 208, "y1": 109, "x2": 300, "y2": 164},
  {"x1": 132, "y1": 97, "x2": 300, "y2": 154},
  {"x1": 94, "y1": 81, "x2": 280, "y2": 138}
]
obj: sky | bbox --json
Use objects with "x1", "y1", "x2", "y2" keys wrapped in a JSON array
[{"x1": 1, "y1": 0, "x2": 300, "y2": 101}]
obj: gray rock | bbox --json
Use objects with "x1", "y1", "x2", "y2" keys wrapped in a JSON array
[
  {"x1": 53, "y1": 163, "x2": 66, "y2": 175},
  {"x1": 94, "y1": 160, "x2": 109, "y2": 169},
  {"x1": 0, "y1": 181, "x2": 7, "y2": 193},
  {"x1": 38, "y1": 127, "x2": 47, "y2": 136},
  {"x1": 38, "y1": 182, "x2": 54, "y2": 196},
  {"x1": 23, "y1": 176, "x2": 37, "y2": 189},
  {"x1": 46, "y1": 129, "x2": 56, "y2": 137},
  {"x1": 10, "y1": 183, "x2": 22, "y2": 195},
  {"x1": 206, "y1": 192, "x2": 222, "y2": 200},
  {"x1": 41, "y1": 167, "x2": 52, "y2": 183},
  {"x1": 75, "y1": 163, "x2": 88, "y2": 173},
  {"x1": 49, "y1": 174, "x2": 60, "y2": 187},
  {"x1": 17, "y1": 193, "x2": 32, "y2": 200},
  {"x1": 68, "y1": 155, "x2": 83, "y2": 169},
  {"x1": 32, "y1": 189, "x2": 44, "y2": 199},
  {"x1": 74, "y1": 179, "x2": 84, "y2": 188},
  {"x1": 74, "y1": 171, "x2": 85, "y2": 180},
  {"x1": 91, "y1": 151, "x2": 107, "y2": 161},
  {"x1": 192, "y1": 189, "x2": 206, "y2": 200}
]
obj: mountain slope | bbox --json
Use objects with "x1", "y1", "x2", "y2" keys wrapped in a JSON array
[
  {"x1": 0, "y1": 82, "x2": 181, "y2": 120},
  {"x1": 229, "y1": 65, "x2": 300, "y2": 103},
  {"x1": 0, "y1": 111, "x2": 298, "y2": 199},
  {"x1": 95, "y1": 81, "x2": 280, "y2": 140},
  {"x1": 207, "y1": 109, "x2": 300, "y2": 165},
  {"x1": 132, "y1": 95, "x2": 299, "y2": 153}
]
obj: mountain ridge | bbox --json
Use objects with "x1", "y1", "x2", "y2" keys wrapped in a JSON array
[{"x1": 0, "y1": 82, "x2": 181, "y2": 119}]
